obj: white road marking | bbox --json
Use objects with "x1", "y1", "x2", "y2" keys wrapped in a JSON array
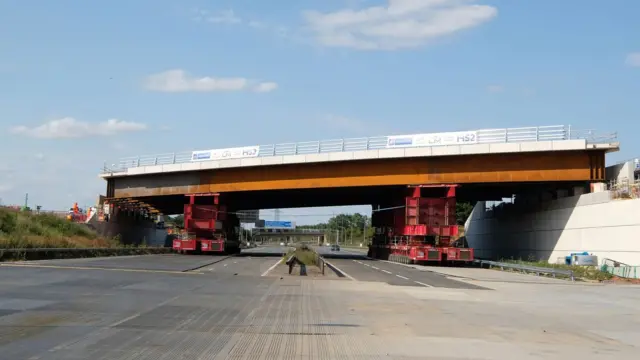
[
  {"x1": 371, "y1": 266, "x2": 379, "y2": 270},
  {"x1": 363, "y1": 264, "x2": 370, "y2": 267},
  {"x1": 396, "y1": 274, "x2": 409, "y2": 280},
  {"x1": 381, "y1": 270, "x2": 392, "y2": 274},
  {"x1": 414, "y1": 281, "x2": 434, "y2": 288},
  {"x1": 261, "y1": 259, "x2": 283, "y2": 277},
  {"x1": 224, "y1": 264, "x2": 228, "y2": 267}
]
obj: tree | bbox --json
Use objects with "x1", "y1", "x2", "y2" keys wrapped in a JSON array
[
  {"x1": 456, "y1": 202, "x2": 474, "y2": 225},
  {"x1": 166, "y1": 215, "x2": 184, "y2": 227},
  {"x1": 298, "y1": 213, "x2": 373, "y2": 244}
]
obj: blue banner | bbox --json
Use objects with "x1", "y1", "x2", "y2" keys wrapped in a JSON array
[{"x1": 264, "y1": 221, "x2": 295, "y2": 229}]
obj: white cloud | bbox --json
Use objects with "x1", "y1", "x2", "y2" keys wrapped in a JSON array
[
  {"x1": 303, "y1": 0, "x2": 498, "y2": 50},
  {"x1": 625, "y1": 52, "x2": 640, "y2": 67},
  {"x1": 253, "y1": 82, "x2": 279, "y2": 93},
  {"x1": 9, "y1": 118, "x2": 147, "y2": 139},
  {"x1": 193, "y1": 9, "x2": 241, "y2": 24},
  {"x1": 144, "y1": 69, "x2": 278, "y2": 93},
  {"x1": 486, "y1": 84, "x2": 504, "y2": 93},
  {"x1": 193, "y1": 8, "x2": 295, "y2": 41},
  {"x1": 0, "y1": 184, "x2": 13, "y2": 193},
  {"x1": 206, "y1": 9, "x2": 242, "y2": 24}
]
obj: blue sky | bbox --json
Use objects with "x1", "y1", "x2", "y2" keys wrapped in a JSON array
[{"x1": 0, "y1": 0, "x2": 638, "y2": 224}]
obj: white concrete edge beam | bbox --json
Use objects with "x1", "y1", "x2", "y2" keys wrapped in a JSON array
[{"x1": 98, "y1": 140, "x2": 619, "y2": 179}]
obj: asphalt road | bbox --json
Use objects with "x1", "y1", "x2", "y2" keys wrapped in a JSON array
[
  {"x1": 326, "y1": 258, "x2": 488, "y2": 289},
  {"x1": 0, "y1": 254, "x2": 283, "y2": 360},
  {"x1": 314, "y1": 245, "x2": 368, "y2": 257},
  {"x1": 1, "y1": 254, "x2": 639, "y2": 359}
]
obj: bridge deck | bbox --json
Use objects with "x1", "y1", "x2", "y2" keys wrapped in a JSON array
[{"x1": 102, "y1": 138, "x2": 617, "y2": 178}]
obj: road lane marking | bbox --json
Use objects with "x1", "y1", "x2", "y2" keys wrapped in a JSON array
[
  {"x1": 381, "y1": 270, "x2": 392, "y2": 274},
  {"x1": 261, "y1": 258, "x2": 283, "y2": 277},
  {"x1": 396, "y1": 274, "x2": 409, "y2": 280},
  {"x1": 224, "y1": 264, "x2": 228, "y2": 267},
  {"x1": 414, "y1": 281, "x2": 434, "y2": 288},
  {"x1": 371, "y1": 266, "x2": 379, "y2": 270},
  {"x1": 363, "y1": 264, "x2": 370, "y2": 267}
]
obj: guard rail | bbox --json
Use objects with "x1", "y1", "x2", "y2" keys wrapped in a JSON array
[
  {"x1": 101, "y1": 125, "x2": 618, "y2": 173},
  {"x1": 474, "y1": 259, "x2": 575, "y2": 281}
]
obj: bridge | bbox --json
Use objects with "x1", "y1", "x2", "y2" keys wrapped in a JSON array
[{"x1": 100, "y1": 125, "x2": 618, "y2": 215}]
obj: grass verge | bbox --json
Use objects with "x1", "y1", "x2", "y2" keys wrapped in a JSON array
[
  {"x1": 0, "y1": 206, "x2": 165, "y2": 262},
  {"x1": 283, "y1": 244, "x2": 319, "y2": 266},
  {"x1": 0, "y1": 206, "x2": 121, "y2": 249},
  {"x1": 499, "y1": 258, "x2": 614, "y2": 281}
]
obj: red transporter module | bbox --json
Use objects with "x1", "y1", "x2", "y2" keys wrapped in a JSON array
[
  {"x1": 172, "y1": 193, "x2": 241, "y2": 255},
  {"x1": 368, "y1": 185, "x2": 474, "y2": 265}
]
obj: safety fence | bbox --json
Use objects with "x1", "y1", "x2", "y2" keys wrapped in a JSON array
[
  {"x1": 600, "y1": 258, "x2": 640, "y2": 279},
  {"x1": 101, "y1": 125, "x2": 618, "y2": 173},
  {"x1": 609, "y1": 179, "x2": 640, "y2": 200},
  {"x1": 474, "y1": 259, "x2": 575, "y2": 281}
]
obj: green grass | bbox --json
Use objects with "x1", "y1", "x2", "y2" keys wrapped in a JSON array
[
  {"x1": 499, "y1": 258, "x2": 614, "y2": 281},
  {"x1": 0, "y1": 206, "x2": 119, "y2": 249},
  {"x1": 283, "y1": 244, "x2": 319, "y2": 266}
]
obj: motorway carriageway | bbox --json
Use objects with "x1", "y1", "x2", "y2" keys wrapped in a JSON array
[
  {"x1": 2, "y1": 247, "x2": 640, "y2": 359},
  {"x1": 312, "y1": 246, "x2": 486, "y2": 290}
]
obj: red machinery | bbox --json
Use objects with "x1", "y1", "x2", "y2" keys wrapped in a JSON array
[
  {"x1": 172, "y1": 193, "x2": 241, "y2": 254},
  {"x1": 368, "y1": 185, "x2": 474, "y2": 264}
]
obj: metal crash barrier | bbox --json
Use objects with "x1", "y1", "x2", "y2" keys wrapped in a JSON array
[{"x1": 474, "y1": 259, "x2": 575, "y2": 281}]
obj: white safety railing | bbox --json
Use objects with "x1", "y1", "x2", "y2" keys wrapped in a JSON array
[{"x1": 102, "y1": 125, "x2": 617, "y2": 173}]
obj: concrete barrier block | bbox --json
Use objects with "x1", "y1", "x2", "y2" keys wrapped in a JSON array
[
  {"x1": 432, "y1": 145, "x2": 461, "y2": 156},
  {"x1": 180, "y1": 162, "x2": 201, "y2": 171},
  {"x1": 144, "y1": 165, "x2": 163, "y2": 174},
  {"x1": 218, "y1": 159, "x2": 242, "y2": 168},
  {"x1": 520, "y1": 141, "x2": 552, "y2": 152},
  {"x1": 352, "y1": 150, "x2": 379, "y2": 160},
  {"x1": 552, "y1": 139, "x2": 586, "y2": 150},
  {"x1": 329, "y1": 152, "x2": 354, "y2": 161},
  {"x1": 305, "y1": 153, "x2": 330, "y2": 163},
  {"x1": 378, "y1": 148, "x2": 405, "y2": 158},
  {"x1": 404, "y1": 147, "x2": 432, "y2": 157},
  {"x1": 260, "y1": 156, "x2": 284, "y2": 165},
  {"x1": 161, "y1": 164, "x2": 182, "y2": 172},
  {"x1": 489, "y1": 143, "x2": 521, "y2": 153},
  {"x1": 127, "y1": 167, "x2": 146, "y2": 175},
  {"x1": 460, "y1": 144, "x2": 491, "y2": 155},
  {"x1": 282, "y1": 155, "x2": 307, "y2": 164},
  {"x1": 240, "y1": 158, "x2": 262, "y2": 167},
  {"x1": 199, "y1": 161, "x2": 220, "y2": 169}
]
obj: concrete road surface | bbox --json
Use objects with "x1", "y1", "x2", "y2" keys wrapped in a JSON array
[
  {"x1": 314, "y1": 245, "x2": 368, "y2": 257},
  {"x1": 1, "y1": 254, "x2": 639, "y2": 359}
]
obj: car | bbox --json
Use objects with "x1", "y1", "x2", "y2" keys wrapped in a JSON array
[{"x1": 330, "y1": 244, "x2": 340, "y2": 251}]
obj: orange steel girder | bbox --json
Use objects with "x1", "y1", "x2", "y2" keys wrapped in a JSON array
[{"x1": 109, "y1": 150, "x2": 607, "y2": 198}]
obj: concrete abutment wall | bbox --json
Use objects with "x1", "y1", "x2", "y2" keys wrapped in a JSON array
[
  {"x1": 465, "y1": 190, "x2": 640, "y2": 265},
  {"x1": 87, "y1": 210, "x2": 169, "y2": 247}
]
